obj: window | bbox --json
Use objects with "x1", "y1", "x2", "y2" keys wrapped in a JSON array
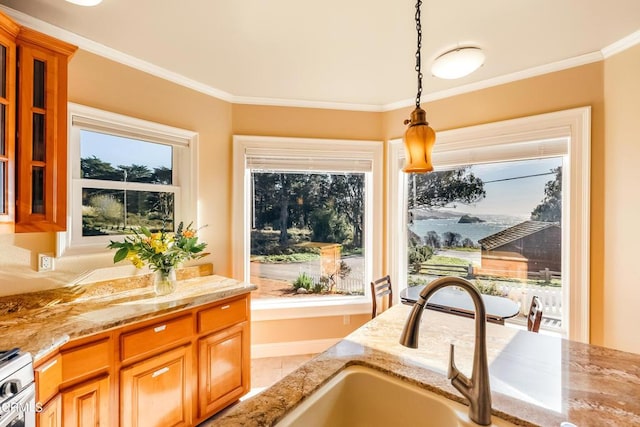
[
  {"x1": 233, "y1": 136, "x2": 383, "y2": 318},
  {"x1": 388, "y1": 107, "x2": 590, "y2": 343},
  {"x1": 58, "y1": 103, "x2": 198, "y2": 255}
]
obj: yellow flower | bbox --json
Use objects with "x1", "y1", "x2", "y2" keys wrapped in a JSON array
[
  {"x1": 126, "y1": 252, "x2": 144, "y2": 269},
  {"x1": 151, "y1": 240, "x2": 168, "y2": 254}
]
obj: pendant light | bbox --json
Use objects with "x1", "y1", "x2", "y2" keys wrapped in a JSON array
[{"x1": 402, "y1": 0, "x2": 436, "y2": 174}]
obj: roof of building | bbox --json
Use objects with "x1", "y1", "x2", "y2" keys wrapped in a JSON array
[{"x1": 478, "y1": 221, "x2": 560, "y2": 251}]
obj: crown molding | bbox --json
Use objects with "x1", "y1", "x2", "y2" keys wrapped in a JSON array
[
  {"x1": 601, "y1": 29, "x2": 640, "y2": 58},
  {"x1": 0, "y1": 4, "x2": 634, "y2": 113},
  {"x1": 0, "y1": 4, "x2": 235, "y2": 102},
  {"x1": 230, "y1": 95, "x2": 384, "y2": 112},
  {"x1": 380, "y1": 51, "x2": 603, "y2": 112}
]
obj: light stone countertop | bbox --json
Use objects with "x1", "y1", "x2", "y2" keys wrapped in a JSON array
[
  {"x1": 209, "y1": 304, "x2": 640, "y2": 427},
  {"x1": 0, "y1": 274, "x2": 256, "y2": 361}
]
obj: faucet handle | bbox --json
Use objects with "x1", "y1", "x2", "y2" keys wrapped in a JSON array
[
  {"x1": 447, "y1": 343, "x2": 460, "y2": 380},
  {"x1": 448, "y1": 344, "x2": 473, "y2": 388}
]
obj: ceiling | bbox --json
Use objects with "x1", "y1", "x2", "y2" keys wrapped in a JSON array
[{"x1": 1, "y1": 0, "x2": 640, "y2": 110}]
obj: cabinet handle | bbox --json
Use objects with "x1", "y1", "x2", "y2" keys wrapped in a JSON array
[
  {"x1": 40, "y1": 358, "x2": 58, "y2": 373},
  {"x1": 152, "y1": 367, "x2": 169, "y2": 378},
  {"x1": 221, "y1": 305, "x2": 231, "y2": 310},
  {"x1": 154, "y1": 325, "x2": 167, "y2": 333}
]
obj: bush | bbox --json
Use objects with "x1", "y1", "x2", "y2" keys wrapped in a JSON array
[
  {"x1": 473, "y1": 280, "x2": 504, "y2": 296},
  {"x1": 408, "y1": 244, "x2": 433, "y2": 273},
  {"x1": 292, "y1": 272, "x2": 315, "y2": 291}
]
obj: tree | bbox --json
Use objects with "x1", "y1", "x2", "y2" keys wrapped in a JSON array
[
  {"x1": 442, "y1": 231, "x2": 462, "y2": 247},
  {"x1": 277, "y1": 173, "x2": 290, "y2": 244},
  {"x1": 531, "y1": 166, "x2": 562, "y2": 222},
  {"x1": 407, "y1": 167, "x2": 486, "y2": 210},
  {"x1": 310, "y1": 208, "x2": 352, "y2": 243},
  {"x1": 424, "y1": 231, "x2": 441, "y2": 248},
  {"x1": 81, "y1": 156, "x2": 119, "y2": 180},
  {"x1": 331, "y1": 174, "x2": 365, "y2": 248},
  {"x1": 461, "y1": 237, "x2": 475, "y2": 248}
]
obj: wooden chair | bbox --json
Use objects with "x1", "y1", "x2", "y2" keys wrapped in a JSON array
[
  {"x1": 370, "y1": 275, "x2": 393, "y2": 319},
  {"x1": 527, "y1": 295, "x2": 543, "y2": 333}
]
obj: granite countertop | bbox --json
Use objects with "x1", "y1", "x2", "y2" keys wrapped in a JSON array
[
  {"x1": 210, "y1": 304, "x2": 640, "y2": 427},
  {"x1": 0, "y1": 274, "x2": 256, "y2": 361}
]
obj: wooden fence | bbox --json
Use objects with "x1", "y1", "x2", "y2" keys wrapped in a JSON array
[{"x1": 419, "y1": 262, "x2": 561, "y2": 283}]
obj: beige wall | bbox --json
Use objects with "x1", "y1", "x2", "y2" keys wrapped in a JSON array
[
  {"x1": 0, "y1": 50, "x2": 233, "y2": 295},
  {"x1": 0, "y1": 44, "x2": 637, "y2": 353},
  {"x1": 385, "y1": 63, "x2": 607, "y2": 348},
  {"x1": 602, "y1": 44, "x2": 640, "y2": 354}
]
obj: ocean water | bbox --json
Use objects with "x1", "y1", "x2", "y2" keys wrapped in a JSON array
[{"x1": 409, "y1": 214, "x2": 527, "y2": 245}]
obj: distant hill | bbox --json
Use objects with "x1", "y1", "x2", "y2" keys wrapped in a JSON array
[
  {"x1": 458, "y1": 214, "x2": 485, "y2": 224},
  {"x1": 412, "y1": 209, "x2": 461, "y2": 220}
]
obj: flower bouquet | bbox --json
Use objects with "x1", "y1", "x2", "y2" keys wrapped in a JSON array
[{"x1": 108, "y1": 222, "x2": 208, "y2": 295}]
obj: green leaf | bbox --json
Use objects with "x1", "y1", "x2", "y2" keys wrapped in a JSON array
[{"x1": 114, "y1": 247, "x2": 130, "y2": 263}]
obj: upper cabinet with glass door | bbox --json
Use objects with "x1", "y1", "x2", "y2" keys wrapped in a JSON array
[
  {"x1": 15, "y1": 28, "x2": 76, "y2": 232},
  {"x1": 0, "y1": 10, "x2": 77, "y2": 233},
  {"x1": 0, "y1": 14, "x2": 18, "y2": 233}
]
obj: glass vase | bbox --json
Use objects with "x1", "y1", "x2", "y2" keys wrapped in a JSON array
[{"x1": 153, "y1": 268, "x2": 177, "y2": 296}]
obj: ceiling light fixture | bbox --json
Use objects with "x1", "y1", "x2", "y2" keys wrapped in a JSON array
[
  {"x1": 431, "y1": 47, "x2": 485, "y2": 80},
  {"x1": 65, "y1": 0, "x2": 103, "y2": 6},
  {"x1": 402, "y1": 0, "x2": 436, "y2": 174}
]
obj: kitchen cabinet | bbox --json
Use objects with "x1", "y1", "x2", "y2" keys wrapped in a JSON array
[
  {"x1": 61, "y1": 375, "x2": 110, "y2": 427},
  {"x1": 198, "y1": 322, "x2": 249, "y2": 417},
  {"x1": 15, "y1": 28, "x2": 75, "y2": 232},
  {"x1": 0, "y1": 11, "x2": 76, "y2": 233},
  {"x1": 58, "y1": 334, "x2": 113, "y2": 427},
  {"x1": 120, "y1": 345, "x2": 192, "y2": 427},
  {"x1": 0, "y1": 14, "x2": 17, "y2": 233},
  {"x1": 37, "y1": 394, "x2": 62, "y2": 427},
  {"x1": 33, "y1": 292, "x2": 251, "y2": 426}
]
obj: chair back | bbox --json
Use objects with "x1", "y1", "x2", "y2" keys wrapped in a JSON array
[
  {"x1": 370, "y1": 275, "x2": 393, "y2": 319},
  {"x1": 527, "y1": 295, "x2": 543, "y2": 333}
]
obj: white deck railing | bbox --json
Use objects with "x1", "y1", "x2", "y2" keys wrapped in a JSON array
[{"x1": 496, "y1": 283, "x2": 562, "y2": 321}]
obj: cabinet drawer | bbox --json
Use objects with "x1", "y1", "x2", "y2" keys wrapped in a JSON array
[
  {"x1": 121, "y1": 315, "x2": 192, "y2": 362},
  {"x1": 35, "y1": 355, "x2": 61, "y2": 404},
  {"x1": 61, "y1": 338, "x2": 110, "y2": 384},
  {"x1": 198, "y1": 297, "x2": 248, "y2": 334}
]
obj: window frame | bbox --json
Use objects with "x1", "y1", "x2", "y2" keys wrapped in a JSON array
[
  {"x1": 232, "y1": 135, "x2": 384, "y2": 320},
  {"x1": 387, "y1": 107, "x2": 591, "y2": 343},
  {"x1": 57, "y1": 103, "x2": 199, "y2": 256}
]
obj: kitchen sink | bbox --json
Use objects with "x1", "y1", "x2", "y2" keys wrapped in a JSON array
[{"x1": 275, "y1": 365, "x2": 517, "y2": 427}]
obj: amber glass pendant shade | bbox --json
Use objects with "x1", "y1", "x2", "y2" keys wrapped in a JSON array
[{"x1": 402, "y1": 107, "x2": 436, "y2": 173}]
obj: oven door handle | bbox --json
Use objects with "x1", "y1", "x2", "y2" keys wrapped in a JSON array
[
  {"x1": 0, "y1": 405, "x2": 24, "y2": 427},
  {"x1": 0, "y1": 383, "x2": 36, "y2": 427},
  {"x1": 0, "y1": 380, "x2": 21, "y2": 399}
]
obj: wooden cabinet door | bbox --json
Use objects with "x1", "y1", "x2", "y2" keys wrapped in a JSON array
[
  {"x1": 0, "y1": 15, "x2": 17, "y2": 233},
  {"x1": 37, "y1": 394, "x2": 61, "y2": 427},
  {"x1": 198, "y1": 322, "x2": 250, "y2": 418},
  {"x1": 61, "y1": 376, "x2": 110, "y2": 427},
  {"x1": 120, "y1": 345, "x2": 192, "y2": 427},
  {"x1": 15, "y1": 28, "x2": 75, "y2": 232}
]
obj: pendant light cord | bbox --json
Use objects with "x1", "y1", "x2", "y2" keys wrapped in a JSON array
[{"x1": 414, "y1": 0, "x2": 423, "y2": 109}]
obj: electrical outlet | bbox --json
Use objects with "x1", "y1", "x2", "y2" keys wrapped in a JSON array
[{"x1": 38, "y1": 253, "x2": 54, "y2": 272}]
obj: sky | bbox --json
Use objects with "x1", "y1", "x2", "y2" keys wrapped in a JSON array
[
  {"x1": 438, "y1": 156, "x2": 564, "y2": 218},
  {"x1": 80, "y1": 130, "x2": 172, "y2": 170}
]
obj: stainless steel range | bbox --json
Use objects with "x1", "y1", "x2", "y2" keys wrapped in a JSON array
[{"x1": 0, "y1": 349, "x2": 35, "y2": 427}]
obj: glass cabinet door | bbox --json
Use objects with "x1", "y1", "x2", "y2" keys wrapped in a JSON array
[
  {"x1": 15, "y1": 30, "x2": 76, "y2": 232},
  {"x1": 0, "y1": 29, "x2": 16, "y2": 232}
]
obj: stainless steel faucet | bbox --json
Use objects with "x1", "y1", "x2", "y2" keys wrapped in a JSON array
[{"x1": 399, "y1": 276, "x2": 492, "y2": 426}]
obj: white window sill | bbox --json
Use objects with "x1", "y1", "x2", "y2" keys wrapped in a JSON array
[{"x1": 251, "y1": 296, "x2": 371, "y2": 321}]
